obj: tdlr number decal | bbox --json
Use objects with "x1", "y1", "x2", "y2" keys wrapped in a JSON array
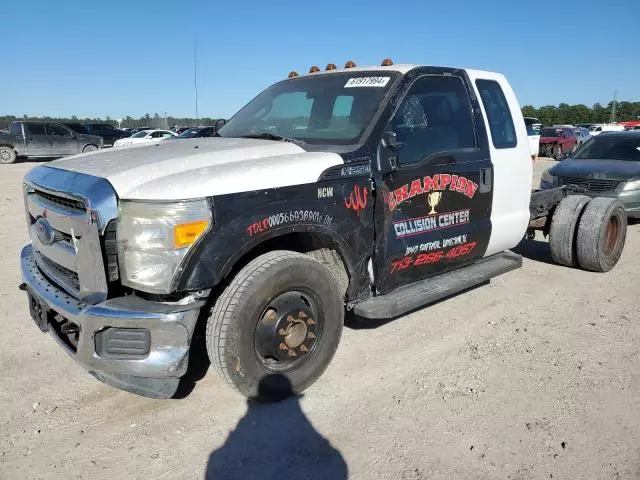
[{"x1": 390, "y1": 242, "x2": 477, "y2": 273}]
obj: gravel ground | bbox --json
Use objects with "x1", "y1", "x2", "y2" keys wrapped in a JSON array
[{"x1": 1, "y1": 158, "x2": 639, "y2": 480}]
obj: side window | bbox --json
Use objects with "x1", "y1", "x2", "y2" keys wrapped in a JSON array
[
  {"x1": 26, "y1": 123, "x2": 46, "y2": 135},
  {"x1": 151, "y1": 131, "x2": 166, "y2": 138},
  {"x1": 47, "y1": 124, "x2": 71, "y2": 137},
  {"x1": 332, "y1": 95, "x2": 354, "y2": 117},
  {"x1": 389, "y1": 75, "x2": 476, "y2": 166},
  {"x1": 475, "y1": 79, "x2": 517, "y2": 149},
  {"x1": 8, "y1": 122, "x2": 22, "y2": 136}
]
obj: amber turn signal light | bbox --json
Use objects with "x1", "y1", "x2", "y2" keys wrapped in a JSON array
[
  {"x1": 174, "y1": 220, "x2": 209, "y2": 249},
  {"x1": 381, "y1": 58, "x2": 393, "y2": 66}
]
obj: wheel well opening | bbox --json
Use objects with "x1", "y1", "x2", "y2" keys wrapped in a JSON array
[{"x1": 221, "y1": 232, "x2": 351, "y2": 298}]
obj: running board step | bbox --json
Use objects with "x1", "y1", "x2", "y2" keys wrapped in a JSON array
[{"x1": 354, "y1": 251, "x2": 522, "y2": 320}]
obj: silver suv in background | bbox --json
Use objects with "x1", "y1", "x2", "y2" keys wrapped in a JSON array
[{"x1": 0, "y1": 121, "x2": 103, "y2": 164}]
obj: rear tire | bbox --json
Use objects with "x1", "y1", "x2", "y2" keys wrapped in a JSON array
[
  {"x1": 576, "y1": 198, "x2": 627, "y2": 272},
  {"x1": 206, "y1": 250, "x2": 344, "y2": 401},
  {"x1": 549, "y1": 195, "x2": 591, "y2": 267},
  {"x1": 553, "y1": 145, "x2": 563, "y2": 161},
  {"x1": 83, "y1": 144, "x2": 98, "y2": 153},
  {"x1": 0, "y1": 146, "x2": 17, "y2": 164}
]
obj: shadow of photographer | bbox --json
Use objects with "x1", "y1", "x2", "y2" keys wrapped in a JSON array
[{"x1": 206, "y1": 374, "x2": 348, "y2": 480}]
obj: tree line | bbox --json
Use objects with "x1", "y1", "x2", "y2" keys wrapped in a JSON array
[
  {"x1": 2, "y1": 101, "x2": 640, "y2": 131},
  {"x1": 0, "y1": 113, "x2": 223, "y2": 130},
  {"x1": 521, "y1": 101, "x2": 640, "y2": 126}
]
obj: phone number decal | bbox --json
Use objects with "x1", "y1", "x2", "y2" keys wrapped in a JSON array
[
  {"x1": 390, "y1": 242, "x2": 477, "y2": 273},
  {"x1": 247, "y1": 210, "x2": 333, "y2": 237}
]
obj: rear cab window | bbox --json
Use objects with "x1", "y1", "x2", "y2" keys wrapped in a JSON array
[{"x1": 475, "y1": 79, "x2": 517, "y2": 149}]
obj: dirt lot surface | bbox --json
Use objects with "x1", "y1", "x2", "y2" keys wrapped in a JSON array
[{"x1": 1, "y1": 159, "x2": 639, "y2": 480}]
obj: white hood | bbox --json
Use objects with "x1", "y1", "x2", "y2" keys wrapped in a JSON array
[{"x1": 48, "y1": 138, "x2": 344, "y2": 200}]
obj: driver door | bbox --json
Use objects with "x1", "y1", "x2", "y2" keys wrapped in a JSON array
[{"x1": 373, "y1": 72, "x2": 493, "y2": 294}]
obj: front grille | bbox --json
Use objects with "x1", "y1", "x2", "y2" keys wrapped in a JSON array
[
  {"x1": 102, "y1": 220, "x2": 119, "y2": 283},
  {"x1": 32, "y1": 190, "x2": 85, "y2": 212},
  {"x1": 35, "y1": 250, "x2": 80, "y2": 292},
  {"x1": 25, "y1": 167, "x2": 117, "y2": 304},
  {"x1": 559, "y1": 177, "x2": 620, "y2": 193}
]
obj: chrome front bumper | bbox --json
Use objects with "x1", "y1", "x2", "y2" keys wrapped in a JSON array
[{"x1": 21, "y1": 245, "x2": 203, "y2": 398}]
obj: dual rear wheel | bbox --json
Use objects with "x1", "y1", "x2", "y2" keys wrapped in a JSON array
[{"x1": 550, "y1": 195, "x2": 627, "y2": 272}]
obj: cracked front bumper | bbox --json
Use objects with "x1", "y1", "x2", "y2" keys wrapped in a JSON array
[{"x1": 20, "y1": 245, "x2": 203, "y2": 398}]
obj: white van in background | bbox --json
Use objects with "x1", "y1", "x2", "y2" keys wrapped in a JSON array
[{"x1": 588, "y1": 124, "x2": 625, "y2": 136}]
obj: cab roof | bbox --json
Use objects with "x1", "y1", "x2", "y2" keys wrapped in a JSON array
[{"x1": 287, "y1": 63, "x2": 504, "y2": 81}]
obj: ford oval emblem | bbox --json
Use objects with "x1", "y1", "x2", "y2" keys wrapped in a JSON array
[{"x1": 34, "y1": 217, "x2": 56, "y2": 246}]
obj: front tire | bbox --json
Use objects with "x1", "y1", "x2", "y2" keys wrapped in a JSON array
[
  {"x1": 206, "y1": 250, "x2": 344, "y2": 401},
  {"x1": 83, "y1": 144, "x2": 98, "y2": 153},
  {"x1": 0, "y1": 146, "x2": 17, "y2": 164}
]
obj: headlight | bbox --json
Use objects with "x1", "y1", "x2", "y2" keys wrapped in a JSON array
[
  {"x1": 541, "y1": 169, "x2": 556, "y2": 187},
  {"x1": 117, "y1": 199, "x2": 211, "y2": 293},
  {"x1": 621, "y1": 179, "x2": 640, "y2": 192}
]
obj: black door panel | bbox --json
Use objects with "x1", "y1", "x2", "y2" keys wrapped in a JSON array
[{"x1": 373, "y1": 71, "x2": 493, "y2": 294}]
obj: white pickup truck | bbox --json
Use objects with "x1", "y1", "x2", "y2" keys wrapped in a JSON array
[{"x1": 19, "y1": 60, "x2": 628, "y2": 401}]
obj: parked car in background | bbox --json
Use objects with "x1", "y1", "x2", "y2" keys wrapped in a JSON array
[
  {"x1": 574, "y1": 127, "x2": 592, "y2": 146},
  {"x1": 128, "y1": 127, "x2": 152, "y2": 135},
  {"x1": 0, "y1": 121, "x2": 103, "y2": 164},
  {"x1": 171, "y1": 126, "x2": 217, "y2": 139},
  {"x1": 527, "y1": 126, "x2": 540, "y2": 159},
  {"x1": 588, "y1": 124, "x2": 625, "y2": 136},
  {"x1": 85, "y1": 123, "x2": 130, "y2": 146},
  {"x1": 540, "y1": 131, "x2": 640, "y2": 218},
  {"x1": 539, "y1": 126, "x2": 578, "y2": 160},
  {"x1": 524, "y1": 116, "x2": 542, "y2": 133},
  {"x1": 113, "y1": 129, "x2": 177, "y2": 148}
]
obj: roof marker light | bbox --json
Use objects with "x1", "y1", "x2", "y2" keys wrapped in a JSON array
[
  {"x1": 309, "y1": 66, "x2": 320, "y2": 73},
  {"x1": 344, "y1": 60, "x2": 356, "y2": 68},
  {"x1": 325, "y1": 63, "x2": 337, "y2": 71},
  {"x1": 381, "y1": 58, "x2": 394, "y2": 66},
  {"x1": 288, "y1": 71, "x2": 299, "y2": 78}
]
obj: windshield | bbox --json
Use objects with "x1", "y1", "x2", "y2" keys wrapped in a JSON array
[
  {"x1": 574, "y1": 135, "x2": 640, "y2": 162},
  {"x1": 526, "y1": 126, "x2": 537, "y2": 136},
  {"x1": 131, "y1": 131, "x2": 149, "y2": 138},
  {"x1": 540, "y1": 128, "x2": 561, "y2": 137},
  {"x1": 218, "y1": 72, "x2": 399, "y2": 144}
]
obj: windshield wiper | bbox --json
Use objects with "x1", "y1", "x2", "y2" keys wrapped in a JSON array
[{"x1": 238, "y1": 133, "x2": 302, "y2": 144}]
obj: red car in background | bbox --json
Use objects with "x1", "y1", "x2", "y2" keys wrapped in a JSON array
[{"x1": 539, "y1": 126, "x2": 578, "y2": 161}]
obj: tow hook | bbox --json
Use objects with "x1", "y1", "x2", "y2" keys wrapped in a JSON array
[{"x1": 18, "y1": 282, "x2": 27, "y2": 291}]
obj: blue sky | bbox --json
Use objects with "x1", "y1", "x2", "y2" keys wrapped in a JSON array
[{"x1": 4, "y1": 0, "x2": 639, "y2": 119}]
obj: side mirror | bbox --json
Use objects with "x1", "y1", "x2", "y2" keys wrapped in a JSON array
[{"x1": 381, "y1": 131, "x2": 399, "y2": 149}]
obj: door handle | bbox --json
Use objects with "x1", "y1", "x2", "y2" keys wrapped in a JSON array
[{"x1": 479, "y1": 168, "x2": 492, "y2": 193}]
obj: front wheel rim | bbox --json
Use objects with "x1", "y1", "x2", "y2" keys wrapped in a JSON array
[
  {"x1": 254, "y1": 291, "x2": 322, "y2": 372},
  {"x1": 0, "y1": 148, "x2": 12, "y2": 162}
]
